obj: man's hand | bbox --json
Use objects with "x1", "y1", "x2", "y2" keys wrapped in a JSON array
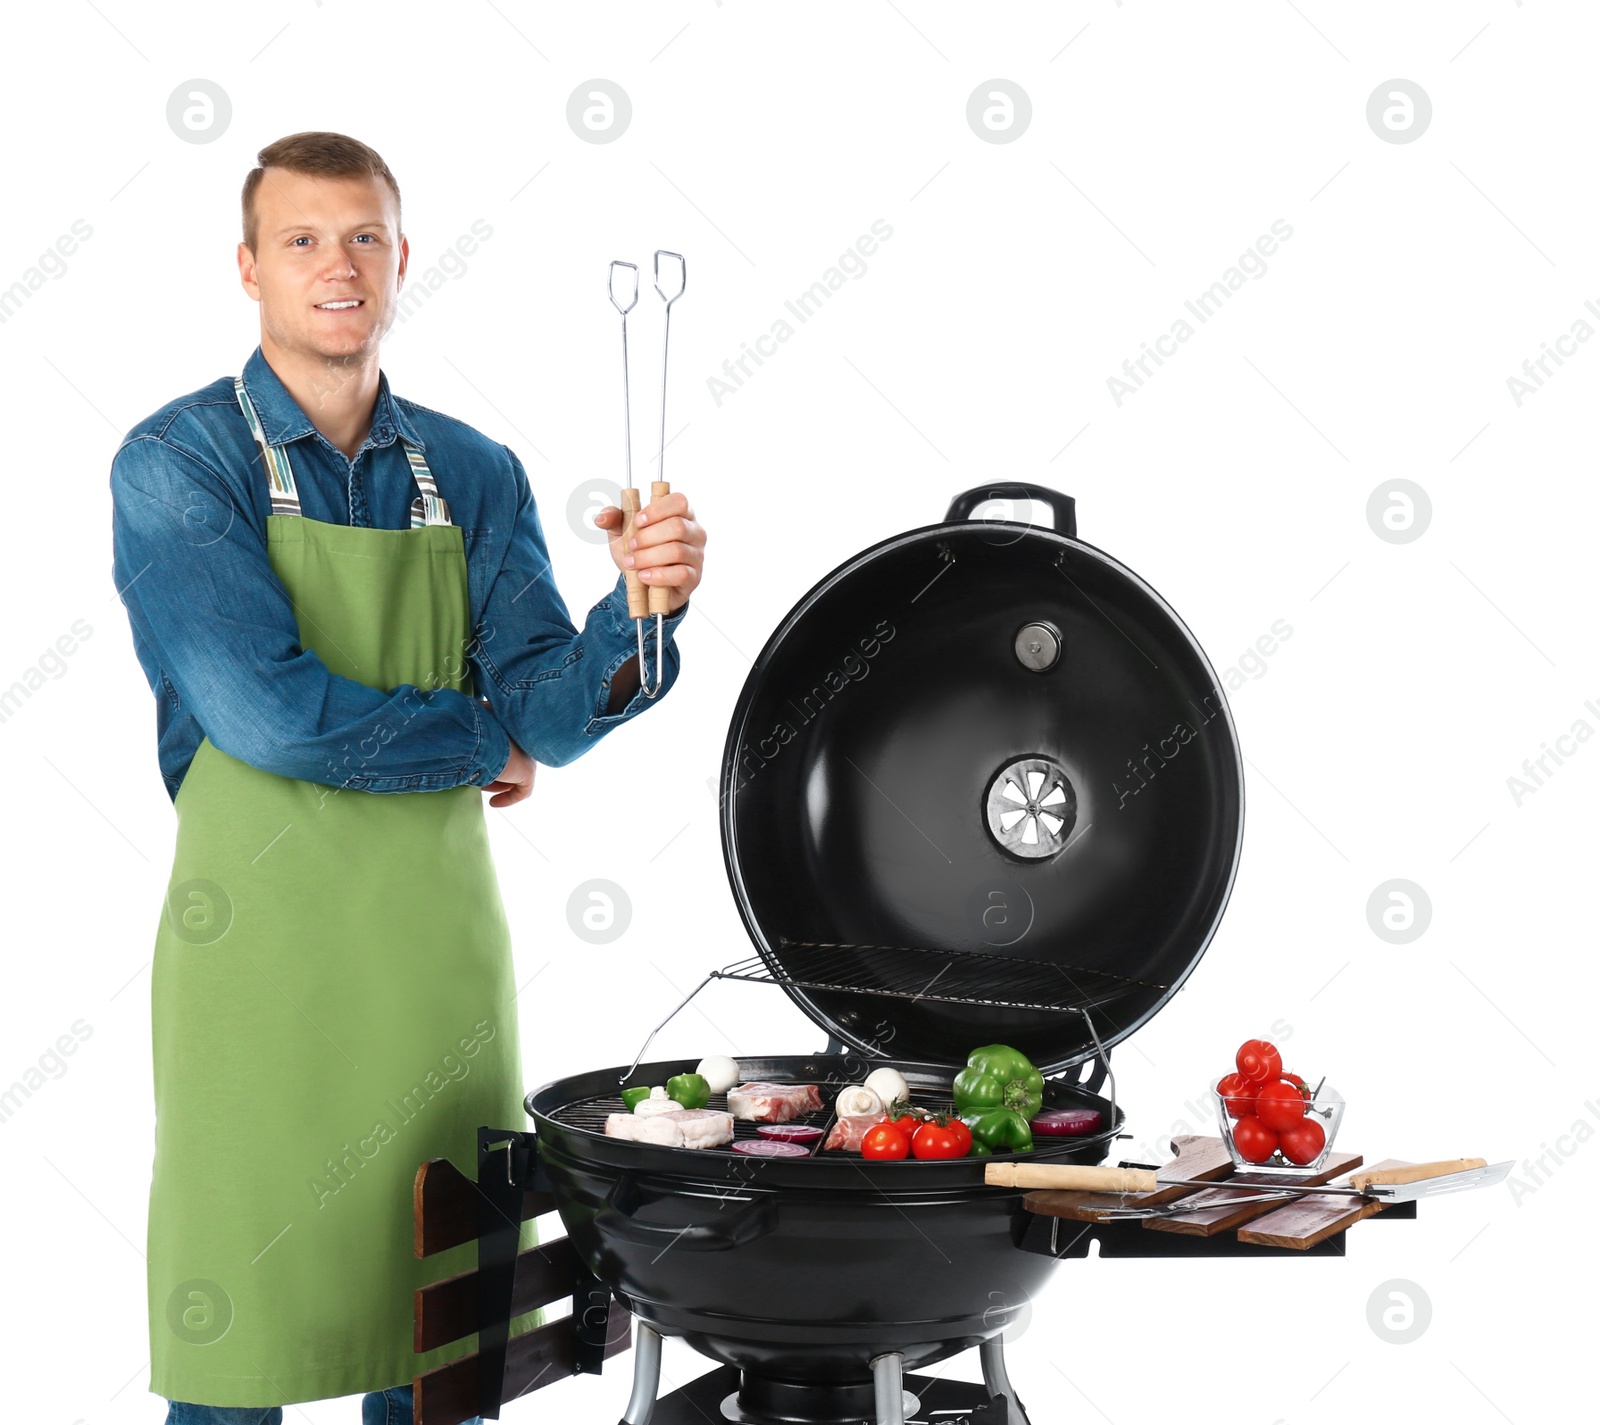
[
  {"x1": 594, "y1": 490, "x2": 706, "y2": 611},
  {"x1": 484, "y1": 740, "x2": 536, "y2": 808}
]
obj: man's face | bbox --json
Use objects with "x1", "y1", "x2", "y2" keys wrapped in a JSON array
[{"x1": 238, "y1": 168, "x2": 407, "y2": 364}]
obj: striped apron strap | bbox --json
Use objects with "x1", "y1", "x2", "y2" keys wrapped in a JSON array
[
  {"x1": 233, "y1": 377, "x2": 301, "y2": 516},
  {"x1": 235, "y1": 374, "x2": 452, "y2": 527},
  {"x1": 405, "y1": 444, "x2": 452, "y2": 528}
]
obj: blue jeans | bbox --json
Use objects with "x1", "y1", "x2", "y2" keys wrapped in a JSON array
[{"x1": 163, "y1": 1386, "x2": 483, "y2": 1425}]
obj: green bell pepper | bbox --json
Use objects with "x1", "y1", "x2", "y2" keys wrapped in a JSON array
[
  {"x1": 961, "y1": 1107, "x2": 1034, "y2": 1153},
  {"x1": 620, "y1": 1086, "x2": 653, "y2": 1111},
  {"x1": 953, "y1": 1045, "x2": 1043, "y2": 1155},
  {"x1": 952, "y1": 1044, "x2": 1044, "y2": 1120},
  {"x1": 666, "y1": 1072, "x2": 710, "y2": 1110}
]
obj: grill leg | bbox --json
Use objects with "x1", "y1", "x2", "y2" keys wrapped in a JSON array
[
  {"x1": 870, "y1": 1352, "x2": 906, "y2": 1425},
  {"x1": 618, "y1": 1322, "x2": 661, "y2": 1425},
  {"x1": 979, "y1": 1337, "x2": 1031, "y2": 1425}
]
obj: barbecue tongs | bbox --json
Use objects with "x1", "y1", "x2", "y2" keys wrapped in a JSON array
[
  {"x1": 985, "y1": 1157, "x2": 1512, "y2": 1219},
  {"x1": 608, "y1": 252, "x2": 686, "y2": 698}
]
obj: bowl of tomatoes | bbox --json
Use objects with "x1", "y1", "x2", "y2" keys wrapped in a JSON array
[{"x1": 1211, "y1": 1038, "x2": 1344, "y2": 1172}]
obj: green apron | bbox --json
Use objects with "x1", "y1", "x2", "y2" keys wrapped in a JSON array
[{"x1": 147, "y1": 376, "x2": 537, "y2": 1407}]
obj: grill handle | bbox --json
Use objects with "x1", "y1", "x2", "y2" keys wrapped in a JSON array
[
  {"x1": 594, "y1": 1171, "x2": 780, "y2": 1253},
  {"x1": 944, "y1": 483, "x2": 1077, "y2": 537}
]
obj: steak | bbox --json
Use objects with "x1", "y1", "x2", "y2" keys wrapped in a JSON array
[
  {"x1": 726, "y1": 1082, "x2": 824, "y2": 1123},
  {"x1": 604, "y1": 1108, "x2": 734, "y2": 1149},
  {"x1": 824, "y1": 1113, "x2": 887, "y2": 1152},
  {"x1": 671, "y1": 1109, "x2": 735, "y2": 1149}
]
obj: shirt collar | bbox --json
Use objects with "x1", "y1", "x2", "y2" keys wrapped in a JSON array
[{"x1": 240, "y1": 344, "x2": 427, "y2": 454}]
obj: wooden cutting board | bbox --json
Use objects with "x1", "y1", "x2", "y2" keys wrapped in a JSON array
[
  {"x1": 1020, "y1": 1135, "x2": 1235, "y2": 1222},
  {"x1": 1144, "y1": 1149, "x2": 1365, "y2": 1237},
  {"x1": 1236, "y1": 1158, "x2": 1410, "y2": 1249}
]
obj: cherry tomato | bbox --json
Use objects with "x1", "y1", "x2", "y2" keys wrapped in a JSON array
[
  {"x1": 1280, "y1": 1071, "x2": 1309, "y2": 1096},
  {"x1": 1235, "y1": 1039, "x2": 1282, "y2": 1085},
  {"x1": 1255, "y1": 1081, "x2": 1309, "y2": 1133},
  {"x1": 911, "y1": 1120, "x2": 970, "y2": 1160},
  {"x1": 1216, "y1": 1071, "x2": 1257, "y2": 1120},
  {"x1": 1231, "y1": 1116, "x2": 1278, "y2": 1164},
  {"x1": 1278, "y1": 1117, "x2": 1326, "y2": 1166},
  {"x1": 887, "y1": 1111, "x2": 927, "y2": 1138},
  {"x1": 861, "y1": 1124, "x2": 911, "y2": 1160}
]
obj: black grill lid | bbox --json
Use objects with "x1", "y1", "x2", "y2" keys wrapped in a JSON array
[{"x1": 718, "y1": 484, "x2": 1244, "y2": 1076}]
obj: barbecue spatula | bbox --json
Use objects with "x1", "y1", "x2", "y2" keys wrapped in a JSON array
[{"x1": 985, "y1": 1157, "x2": 1511, "y2": 1204}]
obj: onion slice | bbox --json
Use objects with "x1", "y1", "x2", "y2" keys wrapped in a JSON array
[
  {"x1": 730, "y1": 1139, "x2": 810, "y2": 1157},
  {"x1": 756, "y1": 1123, "x2": 825, "y2": 1142},
  {"x1": 1029, "y1": 1108, "x2": 1104, "y2": 1137}
]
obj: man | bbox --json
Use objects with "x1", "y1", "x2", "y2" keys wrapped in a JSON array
[{"x1": 110, "y1": 131, "x2": 706, "y2": 1425}]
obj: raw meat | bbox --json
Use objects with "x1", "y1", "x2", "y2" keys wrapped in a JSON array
[
  {"x1": 824, "y1": 1114, "x2": 887, "y2": 1152},
  {"x1": 604, "y1": 1109, "x2": 733, "y2": 1150},
  {"x1": 726, "y1": 1082, "x2": 824, "y2": 1123},
  {"x1": 669, "y1": 1109, "x2": 735, "y2": 1149},
  {"x1": 605, "y1": 1112, "x2": 685, "y2": 1145}
]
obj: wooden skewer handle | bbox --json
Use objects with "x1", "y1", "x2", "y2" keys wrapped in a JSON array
[
  {"x1": 647, "y1": 480, "x2": 673, "y2": 615},
  {"x1": 984, "y1": 1163, "x2": 1160, "y2": 1193},
  {"x1": 620, "y1": 487, "x2": 648, "y2": 620},
  {"x1": 1348, "y1": 1158, "x2": 1486, "y2": 1190}
]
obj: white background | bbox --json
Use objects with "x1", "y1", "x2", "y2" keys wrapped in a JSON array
[{"x1": 1, "y1": 3, "x2": 1594, "y2": 1423}]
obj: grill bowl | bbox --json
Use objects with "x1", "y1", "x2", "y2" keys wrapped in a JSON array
[{"x1": 527, "y1": 1053, "x2": 1119, "y2": 1382}]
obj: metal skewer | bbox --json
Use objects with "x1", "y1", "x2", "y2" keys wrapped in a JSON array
[
  {"x1": 638, "y1": 249, "x2": 686, "y2": 698},
  {"x1": 607, "y1": 260, "x2": 654, "y2": 688}
]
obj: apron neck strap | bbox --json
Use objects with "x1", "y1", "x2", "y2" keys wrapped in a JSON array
[{"x1": 233, "y1": 376, "x2": 452, "y2": 528}]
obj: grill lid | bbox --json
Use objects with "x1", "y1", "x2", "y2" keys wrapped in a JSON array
[{"x1": 718, "y1": 484, "x2": 1244, "y2": 1075}]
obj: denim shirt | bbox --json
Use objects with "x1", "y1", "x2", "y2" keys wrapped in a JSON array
[{"x1": 111, "y1": 345, "x2": 685, "y2": 800}]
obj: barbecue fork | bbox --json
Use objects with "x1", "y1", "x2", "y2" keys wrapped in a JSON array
[{"x1": 608, "y1": 251, "x2": 686, "y2": 699}]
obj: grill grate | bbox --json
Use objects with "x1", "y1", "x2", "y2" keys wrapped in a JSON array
[
  {"x1": 738, "y1": 938, "x2": 1164, "y2": 1015},
  {"x1": 616, "y1": 942, "x2": 1128, "y2": 1118},
  {"x1": 549, "y1": 1078, "x2": 963, "y2": 1157}
]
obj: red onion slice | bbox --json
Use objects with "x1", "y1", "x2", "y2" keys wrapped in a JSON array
[
  {"x1": 757, "y1": 1123, "x2": 825, "y2": 1142},
  {"x1": 1029, "y1": 1108, "x2": 1104, "y2": 1137},
  {"x1": 731, "y1": 1139, "x2": 811, "y2": 1157}
]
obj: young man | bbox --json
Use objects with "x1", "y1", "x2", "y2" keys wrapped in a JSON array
[{"x1": 110, "y1": 131, "x2": 706, "y2": 1425}]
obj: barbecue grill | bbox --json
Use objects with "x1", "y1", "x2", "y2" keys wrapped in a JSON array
[{"x1": 518, "y1": 484, "x2": 1247, "y2": 1425}]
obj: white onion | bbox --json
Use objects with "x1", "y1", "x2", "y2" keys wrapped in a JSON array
[
  {"x1": 862, "y1": 1067, "x2": 909, "y2": 1109},
  {"x1": 835, "y1": 1084, "x2": 884, "y2": 1119},
  {"x1": 696, "y1": 1055, "x2": 740, "y2": 1094}
]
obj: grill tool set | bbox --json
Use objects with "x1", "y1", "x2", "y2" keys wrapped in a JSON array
[
  {"x1": 987, "y1": 1156, "x2": 1511, "y2": 1220},
  {"x1": 607, "y1": 252, "x2": 686, "y2": 698}
]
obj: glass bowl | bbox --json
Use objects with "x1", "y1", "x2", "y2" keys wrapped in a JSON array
[{"x1": 1210, "y1": 1075, "x2": 1345, "y2": 1173}]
